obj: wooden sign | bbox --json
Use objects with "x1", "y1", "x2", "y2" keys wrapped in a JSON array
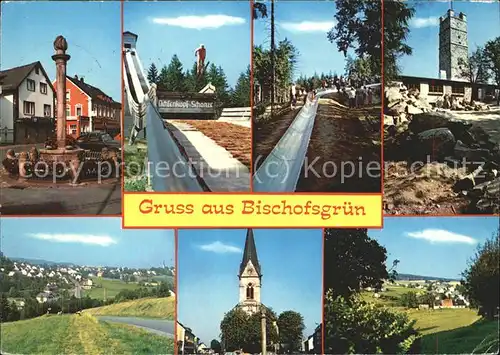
[
  {"x1": 156, "y1": 91, "x2": 215, "y2": 115},
  {"x1": 158, "y1": 99, "x2": 214, "y2": 114}
]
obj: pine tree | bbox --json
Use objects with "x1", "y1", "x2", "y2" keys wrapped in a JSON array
[
  {"x1": 165, "y1": 55, "x2": 186, "y2": 92},
  {"x1": 231, "y1": 66, "x2": 251, "y2": 107},
  {"x1": 147, "y1": 63, "x2": 159, "y2": 84},
  {"x1": 207, "y1": 64, "x2": 230, "y2": 107},
  {"x1": 158, "y1": 65, "x2": 169, "y2": 91}
]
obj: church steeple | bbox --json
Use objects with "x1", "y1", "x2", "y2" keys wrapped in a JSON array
[
  {"x1": 238, "y1": 229, "x2": 262, "y2": 315},
  {"x1": 239, "y1": 229, "x2": 261, "y2": 277}
]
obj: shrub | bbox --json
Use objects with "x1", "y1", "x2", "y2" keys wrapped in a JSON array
[
  {"x1": 400, "y1": 291, "x2": 419, "y2": 308},
  {"x1": 325, "y1": 290, "x2": 420, "y2": 354}
]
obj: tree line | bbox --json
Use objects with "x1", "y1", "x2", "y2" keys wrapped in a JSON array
[
  {"x1": 146, "y1": 55, "x2": 250, "y2": 108},
  {"x1": 323, "y1": 227, "x2": 499, "y2": 353},
  {"x1": 458, "y1": 38, "x2": 500, "y2": 90},
  {"x1": 0, "y1": 281, "x2": 172, "y2": 323}
]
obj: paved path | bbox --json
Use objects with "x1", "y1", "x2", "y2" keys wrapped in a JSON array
[
  {"x1": 97, "y1": 316, "x2": 175, "y2": 338},
  {"x1": 0, "y1": 180, "x2": 121, "y2": 215},
  {"x1": 451, "y1": 109, "x2": 500, "y2": 145}
]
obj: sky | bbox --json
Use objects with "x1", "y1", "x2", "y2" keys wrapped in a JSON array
[
  {"x1": 0, "y1": 218, "x2": 175, "y2": 269},
  {"x1": 254, "y1": 1, "x2": 351, "y2": 80},
  {"x1": 0, "y1": 1, "x2": 121, "y2": 100},
  {"x1": 178, "y1": 228, "x2": 322, "y2": 345},
  {"x1": 124, "y1": 1, "x2": 251, "y2": 88},
  {"x1": 369, "y1": 217, "x2": 499, "y2": 280},
  {"x1": 400, "y1": 0, "x2": 500, "y2": 78}
]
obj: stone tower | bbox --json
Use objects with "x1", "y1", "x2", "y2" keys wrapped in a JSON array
[
  {"x1": 238, "y1": 229, "x2": 262, "y2": 315},
  {"x1": 439, "y1": 9, "x2": 468, "y2": 81}
]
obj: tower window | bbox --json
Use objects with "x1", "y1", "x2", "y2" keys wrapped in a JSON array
[{"x1": 246, "y1": 284, "x2": 254, "y2": 300}]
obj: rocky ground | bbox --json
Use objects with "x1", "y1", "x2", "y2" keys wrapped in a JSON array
[
  {"x1": 296, "y1": 96, "x2": 381, "y2": 192},
  {"x1": 253, "y1": 105, "x2": 300, "y2": 171},
  {"x1": 384, "y1": 86, "x2": 500, "y2": 215},
  {"x1": 176, "y1": 120, "x2": 251, "y2": 170}
]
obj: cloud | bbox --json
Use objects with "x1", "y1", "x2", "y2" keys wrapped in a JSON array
[
  {"x1": 410, "y1": 16, "x2": 440, "y2": 28},
  {"x1": 280, "y1": 21, "x2": 336, "y2": 33},
  {"x1": 27, "y1": 233, "x2": 117, "y2": 247},
  {"x1": 151, "y1": 15, "x2": 246, "y2": 29},
  {"x1": 197, "y1": 241, "x2": 241, "y2": 254},
  {"x1": 406, "y1": 229, "x2": 477, "y2": 245}
]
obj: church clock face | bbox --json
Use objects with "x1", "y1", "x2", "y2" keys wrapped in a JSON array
[{"x1": 248, "y1": 267, "x2": 253, "y2": 274}]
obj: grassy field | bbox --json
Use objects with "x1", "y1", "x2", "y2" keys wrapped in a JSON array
[
  {"x1": 124, "y1": 142, "x2": 148, "y2": 192},
  {"x1": 421, "y1": 319, "x2": 498, "y2": 354},
  {"x1": 361, "y1": 285, "x2": 498, "y2": 353},
  {"x1": 407, "y1": 308, "x2": 481, "y2": 335},
  {"x1": 0, "y1": 314, "x2": 174, "y2": 355},
  {"x1": 84, "y1": 296, "x2": 175, "y2": 320},
  {"x1": 84, "y1": 278, "x2": 142, "y2": 300}
]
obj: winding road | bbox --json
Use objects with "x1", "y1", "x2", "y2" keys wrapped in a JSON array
[{"x1": 98, "y1": 316, "x2": 175, "y2": 338}]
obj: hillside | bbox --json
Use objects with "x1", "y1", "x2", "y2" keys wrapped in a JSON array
[
  {"x1": 10, "y1": 257, "x2": 75, "y2": 266},
  {"x1": 0, "y1": 314, "x2": 174, "y2": 355},
  {"x1": 396, "y1": 273, "x2": 460, "y2": 282},
  {"x1": 84, "y1": 296, "x2": 175, "y2": 319}
]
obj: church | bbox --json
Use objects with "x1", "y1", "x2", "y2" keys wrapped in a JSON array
[
  {"x1": 237, "y1": 229, "x2": 263, "y2": 315},
  {"x1": 397, "y1": 7, "x2": 498, "y2": 104}
]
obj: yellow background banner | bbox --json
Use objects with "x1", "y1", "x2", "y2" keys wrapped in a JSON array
[{"x1": 123, "y1": 193, "x2": 383, "y2": 228}]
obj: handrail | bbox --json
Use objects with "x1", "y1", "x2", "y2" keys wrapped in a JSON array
[
  {"x1": 253, "y1": 89, "x2": 336, "y2": 192},
  {"x1": 145, "y1": 102, "x2": 204, "y2": 192},
  {"x1": 123, "y1": 45, "x2": 204, "y2": 192}
]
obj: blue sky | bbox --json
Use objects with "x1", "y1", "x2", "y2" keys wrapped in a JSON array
[
  {"x1": 124, "y1": 1, "x2": 251, "y2": 88},
  {"x1": 369, "y1": 217, "x2": 499, "y2": 280},
  {"x1": 178, "y1": 228, "x2": 322, "y2": 345},
  {"x1": 254, "y1": 1, "x2": 353, "y2": 80},
  {"x1": 0, "y1": 218, "x2": 175, "y2": 269},
  {"x1": 1, "y1": 1, "x2": 121, "y2": 100},
  {"x1": 400, "y1": 1, "x2": 500, "y2": 78}
]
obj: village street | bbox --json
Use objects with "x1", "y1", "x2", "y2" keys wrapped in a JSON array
[
  {"x1": 97, "y1": 317, "x2": 175, "y2": 338},
  {"x1": 0, "y1": 179, "x2": 121, "y2": 215}
]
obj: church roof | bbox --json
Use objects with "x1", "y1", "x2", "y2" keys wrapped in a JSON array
[{"x1": 239, "y1": 229, "x2": 261, "y2": 277}]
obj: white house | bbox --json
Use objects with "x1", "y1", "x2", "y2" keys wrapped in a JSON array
[{"x1": 0, "y1": 61, "x2": 55, "y2": 144}]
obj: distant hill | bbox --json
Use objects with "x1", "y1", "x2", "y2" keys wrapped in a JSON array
[
  {"x1": 10, "y1": 257, "x2": 74, "y2": 266},
  {"x1": 396, "y1": 273, "x2": 460, "y2": 282},
  {"x1": 9, "y1": 257, "x2": 174, "y2": 271}
]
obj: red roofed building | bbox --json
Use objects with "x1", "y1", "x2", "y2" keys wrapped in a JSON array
[{"x1": 52, "y1": 75, "x2": 121, "y2": 138}]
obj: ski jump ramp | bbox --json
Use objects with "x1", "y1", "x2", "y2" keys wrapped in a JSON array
[{"x1": 123, "y1": 47, "x2": 204, "y2": 192}]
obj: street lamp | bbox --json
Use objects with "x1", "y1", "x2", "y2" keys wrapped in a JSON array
[{"x1": 261, "y1": 308, "x2": 267, "y2": 355}]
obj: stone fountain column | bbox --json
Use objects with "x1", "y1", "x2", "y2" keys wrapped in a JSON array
[
  {"x1": 39, "y1": 35, "x2": 83, "y2": 183},
  {"x1": 52, "y1": 35, "x2": 70, "y2": 149}
]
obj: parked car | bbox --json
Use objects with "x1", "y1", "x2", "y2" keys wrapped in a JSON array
[{"x1": 75, "y1": 131, "x2": 121, "y2": 153}]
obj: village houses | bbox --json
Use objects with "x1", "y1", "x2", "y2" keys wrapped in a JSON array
[
  {"x1": 0, "y1": 61, "x2": 55, "y2": 145},
  {"x1": 0, "y1": 61, "x2": 121, "y2": 145}
]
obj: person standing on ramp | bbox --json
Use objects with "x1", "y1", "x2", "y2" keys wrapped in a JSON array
[{"x1": 195, "y1": 44, "x2": 206, "y2": 77}]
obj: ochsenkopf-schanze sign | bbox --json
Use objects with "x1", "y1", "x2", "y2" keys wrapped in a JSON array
[
  {"x1": 159, "y1": 100, "x2": 213, "y2": 110},
  {"x1": 157, "y1": 91, "x2": 215, "y2": 115}
]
